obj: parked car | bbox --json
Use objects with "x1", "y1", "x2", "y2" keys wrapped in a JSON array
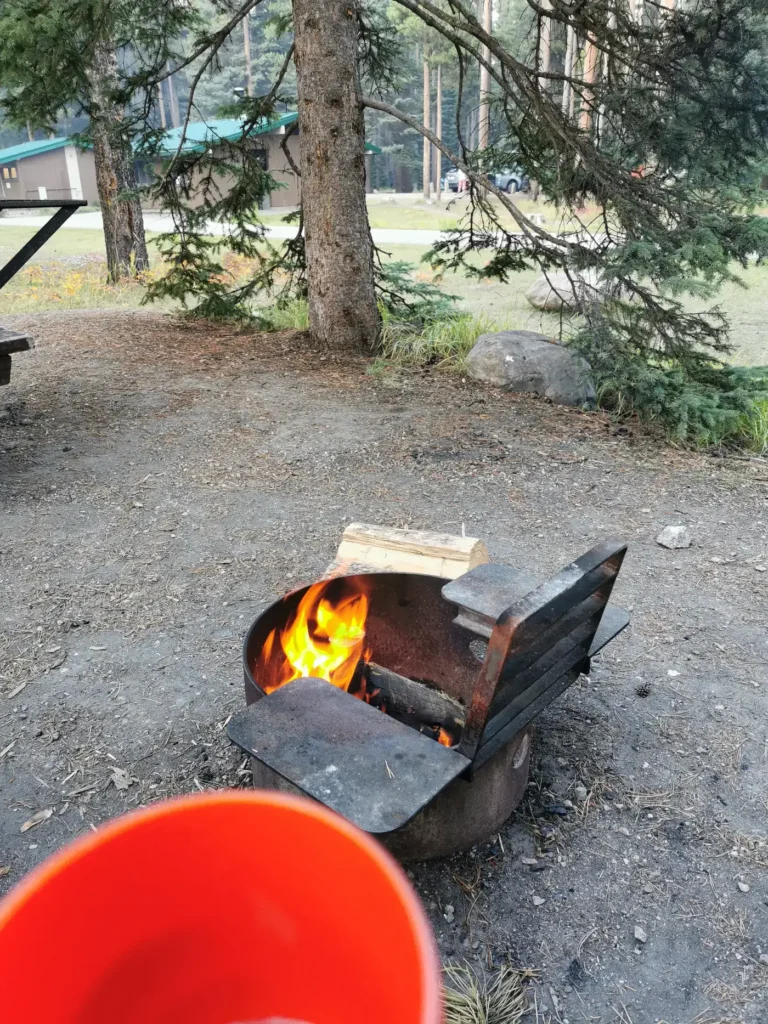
[
  {"x1": 443, "y1": 167, "x2": 461, "y2": 192},
  {"x1": 492, "y1": 168, "x2": 529, "y2": 193},
  {"x1": 443, "y1": 166, "x2": 529, "y2": 193}
]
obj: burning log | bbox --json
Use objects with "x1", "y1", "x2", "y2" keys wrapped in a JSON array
[{"x1": 364, "y1": 662, "x2": 465, "y2": 735}]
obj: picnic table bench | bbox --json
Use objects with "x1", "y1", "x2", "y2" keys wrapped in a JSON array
[{"x1": 0, "y1": 198, "x2": 86, "y2": 386}]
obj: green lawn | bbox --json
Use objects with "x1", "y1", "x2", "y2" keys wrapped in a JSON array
[
  {"x1": 0, "y1": 224, "x2": 766, "y2": 366},
  {"x1": 259, "y1": 193, "x2": 575, "y2": 234},
  {"x1": 0, "y1": 225, "x2": 111, "y2": 261}
]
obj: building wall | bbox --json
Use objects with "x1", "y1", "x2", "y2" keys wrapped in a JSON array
[
  {"x1": 264, "y1": 133, "x2": 373, "y2": 207},
  {"x1": 266, "y1": 133, "x2": 300, "y2": 208},
  {"x1": 141, "y1": 130, "x2": 374, "y2": 212},
  {"x1": 16, "y1": 150, "x2": 72, "y2": 200},
  {"x1": 76, "y1": 150, "x2": 99, "y2": 203},
  {"x1": 0, "y1": 160, "x2": 22, "y2": 200}
]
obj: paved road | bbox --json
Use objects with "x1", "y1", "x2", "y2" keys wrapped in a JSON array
[{"x1": 0, "y1": 211, "x2": 445, "y2": 247}]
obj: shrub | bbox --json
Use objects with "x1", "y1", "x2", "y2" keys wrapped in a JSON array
[{"x1": 577, "y1": 319, "x2": 768, "y2": 449}]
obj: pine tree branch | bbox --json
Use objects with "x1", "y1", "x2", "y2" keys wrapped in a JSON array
[
  {"x1": 156, "y1": 0, "x2": 266, "y2": 84},
  {"x1": 361, "y1": 94, "x2": 571, "y2": 251},
  {"x1": 280, "y1": 122, "x2": 301, "y2": 178},
  {"x1": 161, "y1": 2, "x2": 285, "y2": 180}
]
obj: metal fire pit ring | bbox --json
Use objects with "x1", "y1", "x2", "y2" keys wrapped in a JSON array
[
  {"x1": 232, "y1": 545, "x2": 629, "y2": 861},
  {"x1": 248, "y1": 726, "x2": 531, "y2": 863}
]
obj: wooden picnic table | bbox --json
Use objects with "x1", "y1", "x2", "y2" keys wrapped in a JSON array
[{"x1": 0, "y1": 198, "x2": 86, "y2": 386}]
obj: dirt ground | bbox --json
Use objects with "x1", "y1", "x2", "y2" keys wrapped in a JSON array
[{"x1": 1, "y1": 310, "x2": 766, "y2": 1024}]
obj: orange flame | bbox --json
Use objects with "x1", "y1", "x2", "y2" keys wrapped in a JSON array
[
  {"x1": 262, "y1": 580, "x2": 370, "y2": 694},
  {"x1": 437, "y1": 727, "x2": 454, "y2": 747}
]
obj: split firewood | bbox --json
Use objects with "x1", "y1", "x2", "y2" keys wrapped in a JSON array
[{"x1": 327, "y1": 522, "x2": 489, "y2": 580}]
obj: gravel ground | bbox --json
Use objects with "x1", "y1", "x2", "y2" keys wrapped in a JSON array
[{"x1": 1, "y1": 310, "x2": 766, "y2": 1024}]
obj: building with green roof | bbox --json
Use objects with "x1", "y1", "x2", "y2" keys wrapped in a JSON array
[
  {"x1": 0, "y1": 113, "x2": 380, "y2": 209},
  {"x1": 0, "y1": 135, "x2": 96, "y2": 203}
]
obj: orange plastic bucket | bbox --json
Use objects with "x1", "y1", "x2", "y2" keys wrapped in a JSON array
[{"x1": 0, "y1": 791, "x2": 441, "y2": 1024}]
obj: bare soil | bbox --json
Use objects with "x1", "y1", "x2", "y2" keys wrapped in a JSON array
[{"x1": 1, "y1": 310, "x2": 766, "y2": 1024}]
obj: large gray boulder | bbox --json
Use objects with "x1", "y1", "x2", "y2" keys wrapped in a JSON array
[
  {"x1": 465, "y1": 330, "x2": 595, "y2": 407},
  {"x1": 525, "y1": 271, "x2": 605, "y2": 312}
]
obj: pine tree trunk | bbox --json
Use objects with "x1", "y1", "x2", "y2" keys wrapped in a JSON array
[
  {"x1": 292, "y1": 0, "x2": 378, "y2": 353},
  {"x1": 539, "y1": 0, "x2": 552, "y2": 81},
  {"x1": 562, "y1": 27, "x2": 576, "y2": 115},
  {"x1": 478, "y1": 0, "x2": 491, "y2": 154},
  {"x1": 243, "y1": 18, "x2": 254, "y2": 97},
  {"x1": 89, "y1": 42, "x2": 149, "y2": 282},
  {"x1": 157, "y1": 82, "x2": 167, "y2": 129},
  {"x1": 167, "y1": 65, "x2": 181, "y2": 127},
  {"x1": 433, "y1": 65, "x2": 442, "y2": 202},
  {"x1": 422, "y1": 59, "x2": 431, "y2": 200}
]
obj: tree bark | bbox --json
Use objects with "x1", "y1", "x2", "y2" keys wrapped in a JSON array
[
  {"x1": 89, "y1": 42, "x2": 149, "y2": 282},
  {"x1": 292, "y1": 0, "x2": 378, "y2": 352}
]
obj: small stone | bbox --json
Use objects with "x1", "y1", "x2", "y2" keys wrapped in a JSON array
[
  {"x1": 563, "y1": 799, "x2": 574, "y2": 810},
  {"x1": 522, "y1": 857, "x2": 538, "y2": 866},
  {"x1": 532, "y1": 895, "x2": 546, "y2": 906},
  {"x1": 667, "y1": 669, "x2": 680, "y2": 677},
  {"x1": 634, "y1": 926, "x2": 647, "y2": 944},
  {"x1": 737, "y1": 881, "x2": 750, "y2": 893},
  {"x1": 642, "y1": 883, "x2": 654, "y2": 894},
  {"x1": 443, "y1": 904, "x2": 455, "y2": 923},
  {"x1": 19, "y1": 417, "x2": 33, "y2": 426},
  {"x1": 656, "y1": 525, "x2": 691, "y2": 549},
  {"x1": 574, "y1": 784, "x2": 588, "y2": 803},
  {"x1": 618, "y1": 826, "x2": 631, "y2": 837},
  {"x1": 542, "y1": 803, "x2": 569, "y2": 816},
  {"x1": 755, "y1": 566, "x2": 766, "y2": 573},
  {"x1": 109, "y1": 767, "x2": 133, "y2": 791},
  {"x1": 759, "y1": 954, "x2": 768, "y2": 966}
]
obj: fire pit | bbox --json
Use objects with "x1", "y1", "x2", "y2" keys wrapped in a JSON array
[{"x1": 228, "y1": 537, "x2": 629, "y2": 860}]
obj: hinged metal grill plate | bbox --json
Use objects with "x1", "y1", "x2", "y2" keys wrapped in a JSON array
[
  {"x1": 228, "y1": 676, "x2": 471, "y2": 834},
  {"x1": 442, "y1": 563, "x2": 629, "y2": 655}
]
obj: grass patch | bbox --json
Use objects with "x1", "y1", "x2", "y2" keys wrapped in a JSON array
[
  {"x1": 734, "y1": 396, "x2": 768, "y2": 453},
  {"x1": 1, "y1": 218, "x2": 766, "y2": 376},
  {"x1": 379, "y1": 309, "x2": 502, "y2": 367},
  {"x1": 443, "y1": 963, "x2": 530, "y2": 1024},
  {"x1": 258, "y1": 297, "x2": 310, "y2": 331},
  {"x1": 0, "y1": 258, "x2": 169, "y2": 314}
]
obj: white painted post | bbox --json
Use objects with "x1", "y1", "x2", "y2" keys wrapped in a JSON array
[{"x1": 64, "y1": 146, "x2": 83, "y2": 200}]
